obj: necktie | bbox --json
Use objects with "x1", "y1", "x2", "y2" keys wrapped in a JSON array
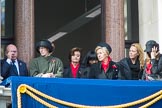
[{"x1": 11, "y1": 60, "x2": 18, "y2": 75}]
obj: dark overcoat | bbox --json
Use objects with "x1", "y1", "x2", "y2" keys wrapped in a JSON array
[
  {"x1": 88, "y1": 61, "x2": 122, "y2": 79},
  {"x1": 1, "y1": 59, "x2": 28, "y2": 80},
  {"x1": 118, "y1": 58, "x2": 143, "y2": 80},
  {"x1": 63, "y1": 65, "x2": 87, "y2": 78},
  {"x1": 142, "y1": 54, "x2": 162, "y2": 80}
]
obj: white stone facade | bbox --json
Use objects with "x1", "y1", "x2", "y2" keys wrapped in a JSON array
[{"x1": 139, "y1": 0, "x2": 162, "y2": 53}]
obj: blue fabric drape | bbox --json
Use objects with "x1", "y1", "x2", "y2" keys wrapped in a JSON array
[{"x1": 1, "y1": 76, "x2": 162, "y2": 108}]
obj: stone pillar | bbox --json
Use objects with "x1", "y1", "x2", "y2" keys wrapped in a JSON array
[
  {"x1": 15, "y1": 0, "x2": 35, "y2": 68},
  {"x1": 102, "y1": 0, "x2": 125, "y2": 61},
  {"x1": 138, "y1": 0, "x2": 162, "y2": 53}
]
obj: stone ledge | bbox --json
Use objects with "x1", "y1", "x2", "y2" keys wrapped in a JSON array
[{"x1": 0, "y1": 86, "x2": 11, "y2": 96}]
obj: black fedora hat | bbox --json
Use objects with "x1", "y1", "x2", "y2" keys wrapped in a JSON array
[
  {"x1": 36, "y1": 40, "x2": 53, "y2": 53},
  {"x1": 97, "y1": 42, "x2": 112, "y2": 54},
  {"x1": 144, "y1": 40, "x2": 159, "y2": 52}
]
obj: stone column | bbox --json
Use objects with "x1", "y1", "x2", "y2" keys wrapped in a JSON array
[
  {"x1": 15, "y1": 0, "x2": 35, "y2": 68},
  {"x1": 102, "y1": 0, "x2": 125, "y2": 61}
]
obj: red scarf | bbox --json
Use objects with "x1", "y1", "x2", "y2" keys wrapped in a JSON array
[
  {"x1": 70, "y1": 63, "x2": 80, "y2": 78},
  {"x1": 101, "y1": 56, "x2": 112, "y2": 73},
  {"x1": 145, "y1": 63, "x2": 152, "y2": 74}
]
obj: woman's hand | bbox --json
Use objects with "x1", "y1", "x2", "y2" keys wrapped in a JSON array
[
  {"x1": 42, "y1": 73, "x2": 54, "y2": 78},
  {"x1": 151, "y1": 46, "x2": 159, "y2": 59}
]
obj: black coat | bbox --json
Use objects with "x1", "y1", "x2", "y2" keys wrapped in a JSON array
[
  {"x1": 118, "y1": 58, "x2": 143, "y2": 80},
  {"x1": 142, "y1": 54, "x2": 162, "y2": 80},
  {"x1": 88, "y1": 61, "x2": 122, "y2": 79},
  {"x1": 1, "y1": 59, "x2": 28, "y2": 80},
  {"x1": 63, "y1": 65, "x2": 87, "y2": 78}
]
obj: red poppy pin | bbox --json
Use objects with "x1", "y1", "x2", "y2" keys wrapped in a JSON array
[
  {"x1": 50, "y1": 59, "x2": 56, "y2": 63},
  {"x1": 112, "y1": 65, "x2": 117, "y2": 69}
]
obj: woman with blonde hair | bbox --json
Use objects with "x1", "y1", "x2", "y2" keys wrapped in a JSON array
[
  {"x1": 119, "y1": 43, "x2": 144, "y2": 80},
  {"x1": 88, "y1": 42, "x2": 121, "y2": 79}
]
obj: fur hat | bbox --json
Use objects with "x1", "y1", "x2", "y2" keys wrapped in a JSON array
[
  {"x1": 144, "y1": 40, "x2": 159, "y2": 52},
  {"x1": 97, "y1": 42, "x2": 112, "y2": 53},
  {"x1": 36, "y1": 40, "x2": 53, "y2": 53}
]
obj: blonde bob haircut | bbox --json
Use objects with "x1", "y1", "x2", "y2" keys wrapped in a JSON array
[{"x1": 95, "y1": 46, "x2": 110, "y2": 56}]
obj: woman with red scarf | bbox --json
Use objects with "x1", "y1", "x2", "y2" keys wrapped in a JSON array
[
  {"x1": 63, "y1": 47, "x2": 86, "y2": 78},
  {"x1": 88, "y1": 42, "x2": 121, "y2": 79},
  {"x1": 142, "y1": 40, "x2": 162, "y2": 80}
]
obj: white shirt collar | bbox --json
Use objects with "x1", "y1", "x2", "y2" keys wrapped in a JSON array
[{"x1": 6, "y1": 59, "x2": 18, "y2": 64}]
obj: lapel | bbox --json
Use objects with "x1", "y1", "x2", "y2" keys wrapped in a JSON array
[
  {"x1": 77, "y1": 66, "x2": 82, "y2": 77},
  {"x1": 99, "y1": 61, "x2": 113, "y2": 73},
  {"x1": 69, "y1": 65, "x2": 82, "y2": 78},
  {"x1": 68, "y1": 67, "x2": 73, "y2": 77},
  {"x1": 17, "y1": 60, "x2": 22, "y2": 75}
]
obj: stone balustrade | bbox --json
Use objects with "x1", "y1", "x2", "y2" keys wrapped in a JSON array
[{"x1": 0, "y1": 76, "x2": 11, "y2": 108}]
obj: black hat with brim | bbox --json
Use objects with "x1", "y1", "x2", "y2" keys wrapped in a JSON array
[
  {"x1": 144, "y1": 40, "x2": 159, "y2": 52},
  {"x1": 36, "y1": 40, "x2": 53, "y2": 53},
  {"x1": 97, "y1": 42, "x2": 112, "y2": 54}
]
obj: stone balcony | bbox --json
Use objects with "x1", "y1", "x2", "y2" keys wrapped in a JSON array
[{"x1": 0, "y1": 76, "x2": 11, "y2": 108}]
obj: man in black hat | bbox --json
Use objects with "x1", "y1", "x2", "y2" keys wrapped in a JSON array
[
  {"x1": 29, "y1": 40, "x2": 63, "y2": 77},
  {"x1": 142, "y1": 40, "x2": 162, "y2": 80}
]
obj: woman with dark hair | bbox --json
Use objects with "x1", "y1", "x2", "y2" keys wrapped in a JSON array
[
  {"x1": 82, "y1": 50, "x2": 98, "y2": 67},
  {"x1": 142, "y1": 40, "x2": 162, "y2": 80},
  {"x1": 63, "y1": 47, "x2": 86, "y2": 78},
  {"x1": 88, "y1": 42, "x2": 121, "y2": 79},
  {"x1": 82, "y1": 50, "x2": 98, "y2": 78}
]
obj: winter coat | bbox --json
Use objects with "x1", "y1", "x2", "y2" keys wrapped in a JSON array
[
  {"x1": 29, "y1": 56, "x2": 63, "y2": 77},
  {"x1": 88, "y1": 61, "x2": 122, "y2": 79},
  {"x1": 1, "y1": 59, "x2": 28, "y2": 80},
  {"x1": 118, "y1": 58, "x2": 143, "y2": 80},
  {"x1": 63, "y1": 65, "x2": 87, "y2": 78},
  {"x1": 142, "y1": 54, "x2": 162, "y2": 80}
]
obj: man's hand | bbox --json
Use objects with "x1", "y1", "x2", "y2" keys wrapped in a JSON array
[{"x1": 6, "y1": 50, "x2": 17, "y2": 60}]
